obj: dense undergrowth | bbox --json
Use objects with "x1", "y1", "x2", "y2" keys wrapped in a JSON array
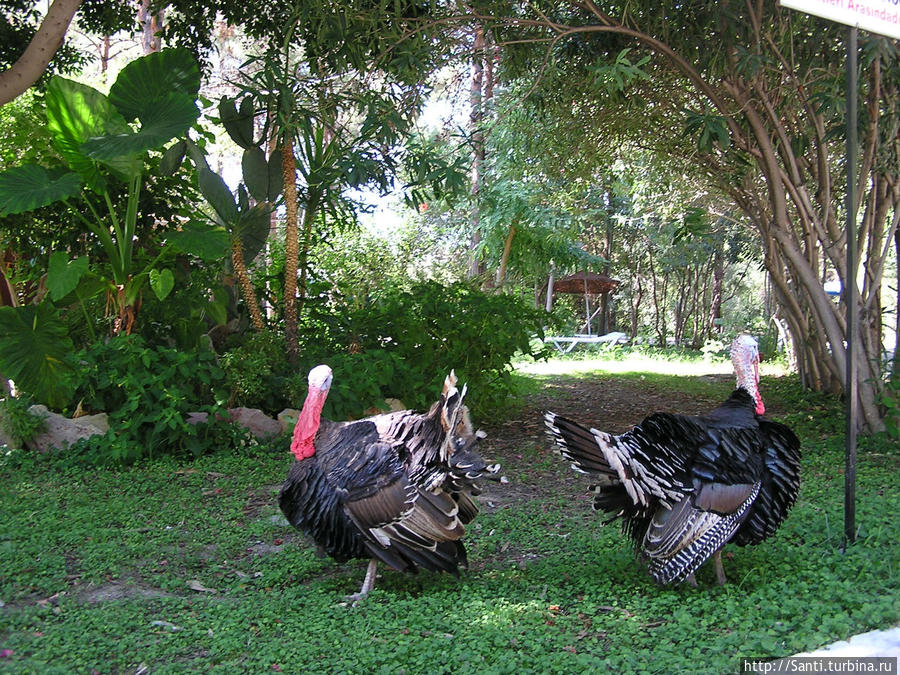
[{"x1": 0, "y1": 360, "x2": 897, "y2": 674}]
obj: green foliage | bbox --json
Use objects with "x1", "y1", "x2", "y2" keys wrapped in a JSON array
[
  {"x1": 589, "y1": 48, "x2": 651, "y2": 96},
  {"x1": 683, "y1": 110, "x2": 731, "y2": 152},
  {"x1": 220, "y1": 331, "x2": 290, "y2": 411},
  {"x1": 0, "y1": 304, "x2": 77, "y2": 409},
  {"x1": 217, "y1": 282, "x2": 548, "y2": 418},
  {"x1": 70, "y1": 335, "x2": 230, "y2": 463},
  {"x1": 344, "y1": 281, "x2": 549, "y2": 415},
  {"x1": 877, "y1": 378, "x2": 900, "y2": 440},
  {"x1": 0, "y1": 393, "x2": 47, "y2": 448},
  {"x1": 0, "y1": 48, "x2": 203, "y2": 333}
]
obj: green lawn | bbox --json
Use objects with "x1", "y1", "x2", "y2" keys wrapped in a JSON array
[{"x1": 1, "y1": 361, "x2": 898, "y2": 674}]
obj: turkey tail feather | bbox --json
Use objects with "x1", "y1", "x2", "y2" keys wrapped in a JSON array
[{"x1": 544, "y1": 412, "x2": 617, "y2": 478}]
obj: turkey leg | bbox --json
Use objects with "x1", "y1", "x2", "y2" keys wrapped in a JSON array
[
  {"x1": 713, "y1": 550, "x2": 727, "y2": 585},
  {"x1": 346, "y1": 559, "x2": 379, "y2": 604}
]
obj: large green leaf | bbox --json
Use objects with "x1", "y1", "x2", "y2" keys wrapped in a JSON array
[
  {"x1": 197, "y1": 167, "x2": 238, "y2": 225},
  {"x1": 44, "y1": 77, "x2": 137, "y2": 188},
  {"x1": 219, "y1": 96, "x2": 256, "y2": 150},
  {"x1": 46, "y1": 252, "x2": 89, "y2": 301},
  {"x1": 82, "y1": 93, "x2": 200, "y2": 160},
  {"x1": 235, "y1": 203, "x2": 273, "y2": 262},
  {"x1": 166, "y1": 223, "x2": 230, "y2": 261},
  {"x1": 0, "y1": 165, "x2": 83, "y2": 216},
  {"x1": 149, "y1": 268, "x2": 175, "y2": 301},
  {"x1": 109, "y1": 48, "x2": 201, "y2": 123},
  {"x1": 0, "y1": 304, "x2": 76, "y2": 409},
  {"x1": 242, "y1": 147, "x2": 283, "y2": 202}
]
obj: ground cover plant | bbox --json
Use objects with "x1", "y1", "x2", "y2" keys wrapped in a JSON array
[{"x1": 1, "y1": 356, "x2": 897, "y2": 674}]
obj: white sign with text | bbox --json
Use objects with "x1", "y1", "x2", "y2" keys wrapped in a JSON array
[{"x1": 781, "y1": 0, "x2": 900, "y2": 39}]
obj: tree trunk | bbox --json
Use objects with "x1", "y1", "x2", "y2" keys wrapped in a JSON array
[
  {"x1": 282, "y1": 141, "x2": 300, "y2": 363},
  {"x1": 495, "y1": 225, "x2": 516, "y2": 288},
  {"x1": 468, "y1": 25, "x2": 486, "y2": 279},
  {"x1": 0, "y1": 0, "x2": 83, "y2": 106},
  {"x1": 231, "y1": 240, "x2": 265, "y2": 332},
  {"x1": 138, "y1": 0, "x2": 164, "y2": 53}
]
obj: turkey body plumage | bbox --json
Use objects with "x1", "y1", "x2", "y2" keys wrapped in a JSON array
[
  {"x1": 545, "y1": 385, "x2": 801, "y2": 585},
  {"x1": 279, "y1": 369, "x2": 500, "y2": 598}
]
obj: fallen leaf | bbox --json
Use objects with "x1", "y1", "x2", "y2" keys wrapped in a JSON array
[{"x1": 187, "y1": 580, "x2": 218, "y2": 593}]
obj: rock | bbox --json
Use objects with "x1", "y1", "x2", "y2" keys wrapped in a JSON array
[
  {"x1": 278, "y1": 409, "x2": 300, "y2": 434},
  {"x1": 227, "y1": 407, "x2": 281, "y2": 439},
  {"x1": 384, "y1": 398, "x2": 406, "y2": 412},
  {"x1": 72, "y1": 412, "x2": 109, "y2": 433},
  {"x1": 25, "y1": 405, "x2": 108, "y2": 453},
  {"x1": 185, "y1": 412, "x2": 209, "y2": 426}
]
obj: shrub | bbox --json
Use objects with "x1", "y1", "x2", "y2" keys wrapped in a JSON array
[
  {"x1": 0, "y1": 393, "x2": 47, "y2": 448},
  {"x1": 220, "y1": 280, "x2": 550, "y2": 419},
  {"x1": 219, "y1": 331, "x2": 290, "y2": 410},
  {"x1": 70, "y1": 335, "x2": 233, "y2": 463},
  {"x1": 345, "y1": 280, "x2": 549, "y2": 415}
]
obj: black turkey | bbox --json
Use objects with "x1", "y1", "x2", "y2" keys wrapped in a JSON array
[
  {"x1": 544, "y1": 334, "x2": 801, "y2": 585},
  {"x1": 279, "y1": 365, "x2": 501, "y2": 601}
]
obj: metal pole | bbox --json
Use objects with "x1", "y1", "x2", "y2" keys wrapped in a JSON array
[{"x1": 844, "y1": 25, "x2": 858, "y2": 546}]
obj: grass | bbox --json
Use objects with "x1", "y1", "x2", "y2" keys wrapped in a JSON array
[{"x1": 1, "y1": 358, "x2": 898, "y2": 674}]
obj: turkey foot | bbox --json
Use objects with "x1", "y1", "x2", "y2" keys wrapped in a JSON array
[{"x1": 344, "y1": 559, "x2": 379, "y2": 606}]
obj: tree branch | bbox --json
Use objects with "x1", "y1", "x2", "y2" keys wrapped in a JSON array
[{"x1": 0, "y1": 0, "x2": 83, "y2": 107}]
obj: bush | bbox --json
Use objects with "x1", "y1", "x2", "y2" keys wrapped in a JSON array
[
  {"x1": 218, "y1": 280, "x2": 549, "y2": 419},
  {"x1": 0, "y1": 393, "x2": 47, "y2": 448},
  {"x1": 344, "y1": 280, "x2": 549, "y2": 415},
  {"x1": 70, "y1": 335, "x2": 234, "y2": 463}
]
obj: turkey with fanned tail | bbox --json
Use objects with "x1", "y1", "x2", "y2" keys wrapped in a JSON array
[
  {"x1": 544, "y1": 334, "x2": 801, "y2": 586},
  {"x1": 279, "y1": 365, "x2": 502, "y2": 602}
]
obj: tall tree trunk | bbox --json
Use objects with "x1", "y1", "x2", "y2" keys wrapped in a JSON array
[
  {"x1": 282, "y1": 141, "x2": 300, "y2": 363},
  {"x1": 495, "y1": 225, "x2": 516, "y2": 288},
  {"x1": 138, "y1": 0, "x2": 164, "y2": 53},
  {"x1": 468, "y1": 25, "x2": 486, "y2": 280},
  {"x1": 0, "y1": 0, "x2": 83, "y2": 106},
  {"x1": 232, "y1": 240, "x2": 265, "y2": 332},
  {"x1": 710, "y1": 240, "x2": 724, "y2": 336}
]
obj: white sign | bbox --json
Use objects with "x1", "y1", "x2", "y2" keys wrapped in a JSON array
[{"x1": 781, "y1": 0, "x2": 900, "y2": 39}]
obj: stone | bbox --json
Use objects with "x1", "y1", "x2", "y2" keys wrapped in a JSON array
[
  {"x1": 277, "y1": 409, "x2": 300, "y2": 434},
  {"x1": 25, "y1": 405, "x2": 108, "y2": 453},
  {"x1": 227, "y1": 407, "x2": 281, "y2": 439}
]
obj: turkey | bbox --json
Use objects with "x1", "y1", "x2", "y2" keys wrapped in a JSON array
[
  {"x1": 279, "y1": 365, "x2": 501, "y2": 602},
  {"x1": 544, "y1": 334, "x2": 801, "y2": 586}
]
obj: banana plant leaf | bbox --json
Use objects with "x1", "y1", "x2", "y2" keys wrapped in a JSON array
[
  {"x1": 0, "y1": 165, "x2": 83, "y2": 216},
  {"x1": 0, "y1": 304, "x2": 76, "y2": 409},
  {"x1": 197, "y1": 167, "x2": 239, "y2": 225},
  {"x1": 242, "y1": 147, "x2": 284, "y2": 203},
  {"x1": 45, "y1": 77, "x2": 139, "y2": 187},
  {"x1": 219, "y1": 96, "x2": 256, "y2": 150}
]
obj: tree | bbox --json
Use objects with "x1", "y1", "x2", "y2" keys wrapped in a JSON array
[
  {"x1": 0, "y1": 0, "x2": 82, "y2": 105},
  {"x1": 470, "y1": 1, "x2": 900, "y2": 431}
]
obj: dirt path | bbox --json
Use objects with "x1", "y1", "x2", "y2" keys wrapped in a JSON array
[{"x1": 474, "y1": 368, "x2": 734, "y2": 509}]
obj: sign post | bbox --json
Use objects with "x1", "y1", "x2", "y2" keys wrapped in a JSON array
[{"x1": 779, "y1": 0, "x2": 900, "y2": 545}]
